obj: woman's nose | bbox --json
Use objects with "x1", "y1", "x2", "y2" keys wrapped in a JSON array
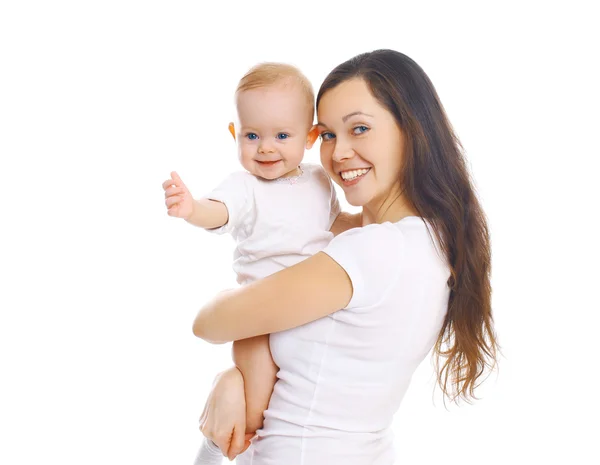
[{"x1": 332, "y1": 142, "x2": 354, "y2": 163}]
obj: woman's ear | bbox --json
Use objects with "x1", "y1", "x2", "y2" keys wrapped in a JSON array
[
  {"x1": 228, "y1": 122, "x2": 236, "y2": 141},
  {"x1": 306, "y1": 125, "x2": 319, "y2": 149}
]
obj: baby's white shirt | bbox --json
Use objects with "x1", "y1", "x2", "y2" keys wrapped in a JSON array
[{"x1": 204, "y1": 163, "x2": 340, "y2": 284}]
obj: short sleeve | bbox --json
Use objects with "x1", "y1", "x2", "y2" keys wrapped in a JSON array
[
  {"x1": 203, "y1": 171, "x2": 254, "y2": 236},
  {"x1": 321, "y1": 223, "x2": 405, "y2": 309}
]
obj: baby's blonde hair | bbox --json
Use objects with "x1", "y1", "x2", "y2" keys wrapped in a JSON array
[{"x1": 236, "y1": 62, "x2": 315, "y2": 125}]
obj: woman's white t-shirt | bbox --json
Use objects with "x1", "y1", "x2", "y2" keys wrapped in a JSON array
[{"x1": 237, "y1": 217, "x2": 451, "y2": 465}]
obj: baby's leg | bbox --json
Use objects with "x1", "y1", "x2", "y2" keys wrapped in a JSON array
[{"x1": 232, "y1": 335, "x2": 278, "y2": 434}]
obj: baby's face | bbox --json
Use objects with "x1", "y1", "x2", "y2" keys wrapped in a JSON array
[{"x1": 234, "y1": 84, "x2": 313, "y2": 180}]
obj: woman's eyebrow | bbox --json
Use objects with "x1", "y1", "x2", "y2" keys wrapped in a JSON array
[
  {"x1": 317, "y1": 111, "x2": 374, "y2": 128},
  {"x1": 342, "y1": 111, "x2": 373, "y2": 122}
]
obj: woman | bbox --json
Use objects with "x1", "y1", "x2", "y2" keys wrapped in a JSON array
[{"x1": 193, "y1": 49, "x2": 498, "y2": 464}]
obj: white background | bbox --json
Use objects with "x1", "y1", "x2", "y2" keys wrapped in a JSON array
[{"x1": 1, "y1": 1, "x2": 598, "y2": 464}]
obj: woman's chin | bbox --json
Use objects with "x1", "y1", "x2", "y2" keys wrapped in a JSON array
[{"x1": 344, "y1": 193, "x2": 368, "y2": 207}]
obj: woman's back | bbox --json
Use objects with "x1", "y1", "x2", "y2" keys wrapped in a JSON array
[{"x1": 237, "y1": 217, "x2": 450, "y2": 464}]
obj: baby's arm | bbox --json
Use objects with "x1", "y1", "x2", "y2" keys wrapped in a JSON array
[
  {"x1": 185, "y1": 198, "x2": 229, "y2": 230},
  {"x1": 163, "y1": 171, "x2": 229, "y2": 229},
  {"x1": 232, "y1": 336, "x2": 278, "y2": 433}
]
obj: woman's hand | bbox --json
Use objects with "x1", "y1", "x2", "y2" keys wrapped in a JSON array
[{"x1": 199, "y1": 367, "x2": 254, "y2": 460}]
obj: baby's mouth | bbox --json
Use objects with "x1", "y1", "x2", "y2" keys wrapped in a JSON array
[{"x1": 257, "y1": 160, "x2": 281, "y2": 165}]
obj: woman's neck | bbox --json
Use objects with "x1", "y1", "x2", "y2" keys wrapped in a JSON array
[{"x1": 361, "y1": 191, "x2": 418, "y2": 226}]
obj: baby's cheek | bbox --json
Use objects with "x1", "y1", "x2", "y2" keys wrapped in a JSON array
[{"x1": 239, "y1": 154, "x2": 257, "y2": 175}]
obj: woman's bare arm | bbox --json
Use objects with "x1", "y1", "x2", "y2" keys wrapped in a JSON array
[
  {"x1": 226, "y1": 215, "x2": 360, "y2": 432},
  {"x1": 193, "y1": 252, "x2": 353, "y2": 343}
]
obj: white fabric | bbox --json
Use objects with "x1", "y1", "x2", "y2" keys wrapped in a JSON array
[
  {"x1": 193, "y1": 439, "x2": 223, "y2": 465},
  {"x1": 237, "y1": 217, "x2": 451, "y2": 465},
  {"x1": 205, "y1": 163, "x2": 340, "y2": 285}
]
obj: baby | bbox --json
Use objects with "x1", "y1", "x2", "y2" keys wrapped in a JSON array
[{"x1": 162, "y1": 63, "x2": 344, "y2": 463}]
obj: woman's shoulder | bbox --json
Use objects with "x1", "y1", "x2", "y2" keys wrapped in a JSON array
[
  {"x1": 320, "y1": 222, "x2": 406, "y2": 310},
  {"x1": 323, "y1": 221, "x2": 407, "y2": 271},
  {"x1": 332, "y1": 218, "x2": 414, "y2": 242},
  {"x1": 321, "y1": 217, "x2": 447, "y2": 310},
  {"x1": 326, "y1": 217, "x2": 441, "y2": 267}
]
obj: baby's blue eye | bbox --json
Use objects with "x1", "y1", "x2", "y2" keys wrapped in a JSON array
[
  {"x1": 276, "y1": 133, "x2": 289, "y2": 140},
  {"x1": 246, "y1": 133, "x2": 258, "y2": 140},
  {"x1": 353, "y1": 125, "x2": 369, "y2": 135},
  {"x1": 320, "y1": 132, "x2": 335, "y2": 141}
]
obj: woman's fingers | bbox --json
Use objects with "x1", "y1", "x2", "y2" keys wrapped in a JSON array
[
  {"x1": 199, "y1": 428, "x2": 225, "y2": 456},
  {"x1": 199, "y1": 396, "x2": 209, "y2": 426},
  {"x1": 197, "y1": 368, "x2": 247, "y2": 459},
  {"x1": 227, "y1": 424, "x2": 247, "y2": 460},
  {"x1": 240, "y1": 439, "x2": 252, "y2": 455},
  {"x1": 210, "y1": 431, "x2": 232, "y2": 458}
]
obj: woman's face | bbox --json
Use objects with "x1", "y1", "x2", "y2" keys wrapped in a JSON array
[{"x1": 317, "y1": 78, "x2": 405, "y2": 208}]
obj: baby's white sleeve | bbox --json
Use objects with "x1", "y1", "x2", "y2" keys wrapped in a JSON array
[
  {"x1": 321, "y1": 224, "x2": 405, "y2": 309},
  {"x1": 204, "y1": 171, "x2": 253, "y2": 236}
]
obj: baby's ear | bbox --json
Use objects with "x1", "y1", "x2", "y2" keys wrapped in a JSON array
[
  {"x1": 306, "y1": 125, "x2": 319, "y2": 149},
  {"x1": 228, "y1": 122, "x2": 236, "y2": 141}
]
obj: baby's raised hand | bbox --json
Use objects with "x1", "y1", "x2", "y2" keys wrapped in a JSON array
[{"x1": 162, "y1": 171, "x2": 194, "y2": 219}]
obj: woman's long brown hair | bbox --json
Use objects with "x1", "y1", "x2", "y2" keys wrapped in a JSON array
[{"x1": 317, "y1": 50, "x2": 498, "y2": 403}]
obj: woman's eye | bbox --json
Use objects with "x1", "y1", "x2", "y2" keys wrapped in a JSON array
[
  {"x1": 352, "y1": 125, "x2": 369, "y2": 135},
  {"x1": 276, "y1": 133, "x2": 289, "y2": 140},
  {"x1": 245, "y1": 133, "x2": 258, "y2": 140},
  {"x1": 320, "y1": 131, "x2": 335, "y2": 141}
]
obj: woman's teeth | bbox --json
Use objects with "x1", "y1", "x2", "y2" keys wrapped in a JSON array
[{"x1": 341, "y1": 168, "x2": 370, "y2": 181}]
